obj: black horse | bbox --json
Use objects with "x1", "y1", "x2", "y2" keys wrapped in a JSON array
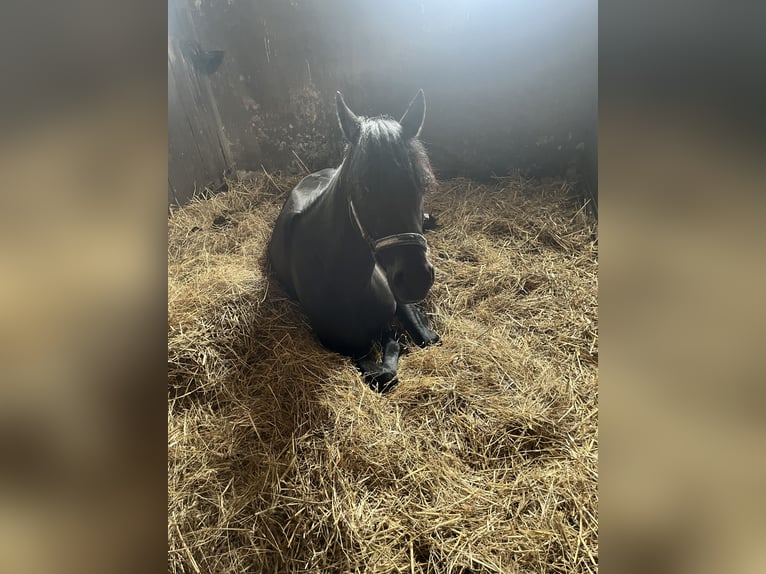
[{"x1": 269, "y1": 90, "x2": 440, "y2": 392}]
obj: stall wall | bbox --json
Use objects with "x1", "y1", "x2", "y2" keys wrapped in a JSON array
[{"x1": 168, "y1": 0, "x2": 597, "y2": 206}]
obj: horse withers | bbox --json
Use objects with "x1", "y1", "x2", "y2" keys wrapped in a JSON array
[{"x1": 268, "y1": 90, "x2": 440, "y2": 392}]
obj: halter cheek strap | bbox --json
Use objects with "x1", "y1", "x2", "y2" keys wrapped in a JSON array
[{"x1": 349, "y1": 200, "x2": 428, "y2": 253}]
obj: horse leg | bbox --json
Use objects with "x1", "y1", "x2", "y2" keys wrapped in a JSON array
[
  {"x1": 396, "y1": 303, "x2": 440, "y2": 347},
  {"x1": 355, "y1": 330, "x2": 402, "y2": 393}
]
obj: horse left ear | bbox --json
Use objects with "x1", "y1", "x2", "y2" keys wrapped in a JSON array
[
  {"x1": 336, "y1": 91, "x2": 361, "y2": 143},
  {"x1": 400, "y1": 89, "x2": 426, "y2": 140}
]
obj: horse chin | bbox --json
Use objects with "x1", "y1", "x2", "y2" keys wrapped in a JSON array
[
  {"x1": 396, "y1": 296, "x2": 423, "y2": 305},
  {"x1": 392, "y1": 288, "x2": 428, "y2": 305}
]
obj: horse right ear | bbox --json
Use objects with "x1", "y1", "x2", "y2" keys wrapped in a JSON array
[
  {"x1": 400, "y1": 89, "x2": 426, "y2": 140},
  {"x1": 336, "y1": 91, "x2": 361, "y2": 143}
]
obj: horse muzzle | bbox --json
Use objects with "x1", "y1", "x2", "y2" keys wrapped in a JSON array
[{"x1": 390, "y1": 261, "x2": 434, "y2": 303}]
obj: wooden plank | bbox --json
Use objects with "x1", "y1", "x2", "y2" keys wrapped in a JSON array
[
  {"x1": 167, "y1": 0, "x2": 230, "y2": 204},
  {"x1": 168, "y1": 50, "x2": 210, "y2": 204}
]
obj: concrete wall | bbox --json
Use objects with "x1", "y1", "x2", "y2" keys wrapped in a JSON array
[{"x1": 168, "y1": 0, "x2": 597, "y2": 206}]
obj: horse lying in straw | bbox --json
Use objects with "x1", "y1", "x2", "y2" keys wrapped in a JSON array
[{"x1": 269, "y1": 90, "x2": 440, "y2": 392}]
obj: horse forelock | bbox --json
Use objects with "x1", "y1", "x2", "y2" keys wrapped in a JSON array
[{"x1": 344, "y1": 116, "x2": 434, "y2": 195}]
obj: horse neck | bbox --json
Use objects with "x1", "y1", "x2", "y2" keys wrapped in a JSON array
[{"x1": 316, "y1": 164, "x2": 376, "y2": 284}]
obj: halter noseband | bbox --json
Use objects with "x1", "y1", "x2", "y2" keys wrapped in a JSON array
[{"x1": 349, "y1": 200, "x2": 428, "y2": 254}]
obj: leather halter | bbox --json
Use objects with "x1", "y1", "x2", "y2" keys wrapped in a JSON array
[{"x1": 348, "y1": 200, "x2": 428, "y2": 254}]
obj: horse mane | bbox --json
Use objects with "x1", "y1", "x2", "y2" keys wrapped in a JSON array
[{"x1": 341, "y1": 115, "x2": 435, "y2": 195}]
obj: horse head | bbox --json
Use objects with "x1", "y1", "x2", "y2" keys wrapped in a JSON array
[{"x1": 336, "y1": 90, "x2": 436, "y2": 304}]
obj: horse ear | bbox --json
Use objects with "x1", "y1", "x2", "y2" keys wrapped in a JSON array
[
  {"x1": 336, "y1": 91, "x2": 361, "y2": 143},
  {"x1": 400, "y1": 89, "x2": 426, "y2": 140}
]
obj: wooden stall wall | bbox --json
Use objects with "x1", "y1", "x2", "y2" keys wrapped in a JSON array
[{"x1": 168, "y1": 0, "x2": 597, "y2": 207}]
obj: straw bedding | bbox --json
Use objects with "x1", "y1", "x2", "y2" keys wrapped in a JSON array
[{"x1": 168, "y1": 174, "x2": 598, "y2": 573}]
